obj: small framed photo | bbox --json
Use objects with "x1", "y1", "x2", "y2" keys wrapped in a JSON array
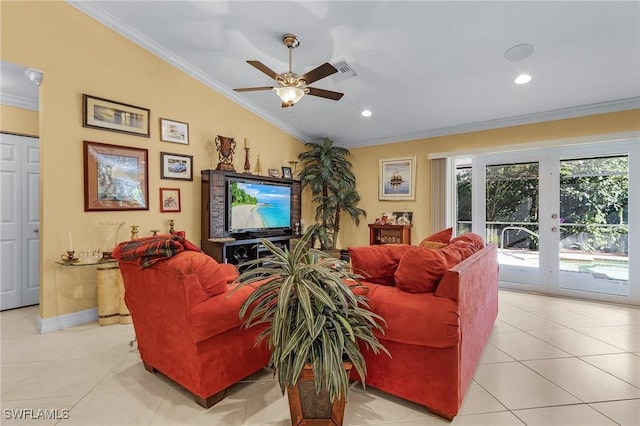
[
  {"x1": 83, "y1": 94, "x2": 150, "y2": 137},
  {"x1": 268, "y1": 168, "x2": 280, "y2": 178},
  {"x1": 160, "y1": 118, "x2": 189, "y2": 144},
  {"x1": 161, "y1": 152, "x2": 193, "y2": 181},
  {"x1": 159, "y1": 188, "x2": 181, "y2": 212},
  {"x1": 282, "y1": 166, "x2": 292, "y2": 179},
  {"x1": 83, "y1": 141, "x2": 149, "y2": 211},
  {"x1": 379, "y1": 155, "x2": 417, "y2": 200},
  {"x1": 393, "y1": 211, "x2": 413, "y2": 225}
]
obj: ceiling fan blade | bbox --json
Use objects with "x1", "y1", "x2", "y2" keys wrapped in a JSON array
[
  {"x1": 307, "y1": 87, "x2": 344, "y2": 101},
  {"x1": 234, "y1": 86, "x2": 274, "y2": 92},
  {"x1": 247, "y1": 60, "x2": 279, "y2": 80},
  {"x1": 299, "y1": 63, "x2": 338, "y2": 85}
]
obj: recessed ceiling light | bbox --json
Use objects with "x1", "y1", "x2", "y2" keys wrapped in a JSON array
[
  {"x1": 361, "y1": 110, "x2": 372, "y2": 117},
  {"x1": 515, "y1": 74, "x2": 532, "y2": 85},
  {"x1": 504, "y1": 43, "x2": 534, "y2": 62}
]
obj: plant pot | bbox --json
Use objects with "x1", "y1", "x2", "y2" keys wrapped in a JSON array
[{"x1": 287, "y1": 362, "x2": 353, "y2": 426}]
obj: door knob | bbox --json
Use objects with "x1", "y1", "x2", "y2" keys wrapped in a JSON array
[
  {"x1": 551, "y1": 213, "x2": 558, "y2": 219},
  {"x1": 33, "y1": 228, "x2": 39, "y2": 234},
  {"x1": 551, "y1": 227, "x2": 558, "y2": 233}
]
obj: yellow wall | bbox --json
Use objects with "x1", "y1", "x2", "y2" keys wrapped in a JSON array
[
  {"x1": 1, "y1": 2, "x2": 305, "y2": 319},
  {"x1": 342, "y1": 110, "x2": 640, "y2": 247},
  {"x1": 0, "y1": 105, "x2": 39, "y2": 136}
]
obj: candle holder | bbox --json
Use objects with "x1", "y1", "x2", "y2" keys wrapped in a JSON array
[
  {"x1": 61, "y1": 251, "x2": 77, "y2": 262},
  {"x1": 243, "y1": 147, "x2": 251, "y2": 174},
  {"x1": 130, "y1": 225, "x2": 139, "y2": 240},
  {"x1": 254, "y1": 155, "x2": 263, "y2": 175},
  {"x1": 150, "y1": 229, "x2": 160, "y2": 236},
  {"x1": 169, "y1": 219, "x2": 175, "y2": 234}
]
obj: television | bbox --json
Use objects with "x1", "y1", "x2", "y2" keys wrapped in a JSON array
[{"x1": 227, "y1": 178, "x2": 292, "y2": 236}]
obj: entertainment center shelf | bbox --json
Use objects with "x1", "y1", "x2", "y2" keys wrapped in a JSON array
[{"x1": 200, "y1": 169, "x2": 302, "y2": 265}]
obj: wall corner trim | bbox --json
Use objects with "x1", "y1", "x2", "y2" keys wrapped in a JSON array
[{"x1": 37, "y1": 308, "x2": 98, "y2": 334}]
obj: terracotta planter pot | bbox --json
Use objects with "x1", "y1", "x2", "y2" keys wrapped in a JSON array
[{"x1": 286, "y1": 362, "x2": 353, "y2": 426}]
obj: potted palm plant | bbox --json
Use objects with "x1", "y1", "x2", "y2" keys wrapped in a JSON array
[
  {"x1": 232, "y1": 226, "x2": 388, "y2": 426},
  {"x1": 298, "y1": 138, "x2": 366, "y2": 251}
]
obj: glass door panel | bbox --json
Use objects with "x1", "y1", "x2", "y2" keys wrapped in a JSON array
[
  {"x1": 557, "y1": 155, "x2": 629, "y2": 297},
  {"x1": 486, "y1": 162, "x2": 541, "y2": 287}
]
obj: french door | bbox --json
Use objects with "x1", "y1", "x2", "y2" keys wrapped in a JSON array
[{"x1": 472, "y1": 141, "x2": 639, "y2": 305}]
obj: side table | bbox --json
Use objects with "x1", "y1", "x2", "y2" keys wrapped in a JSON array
[{"x1": 55, "y1": 259, "x2": 131, "y2": 326}]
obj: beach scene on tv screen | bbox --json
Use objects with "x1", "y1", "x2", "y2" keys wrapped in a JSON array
[{"x1": 230, "y1": 181, "x2": 291, "y2": 230}]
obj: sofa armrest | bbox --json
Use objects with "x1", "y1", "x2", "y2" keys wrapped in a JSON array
[
  {"x1": 434, "y1": 244, "x2": 498, "y2": 302},
  {"x1": 348, "y1": 244, "x2": 412, "y2": 286}
]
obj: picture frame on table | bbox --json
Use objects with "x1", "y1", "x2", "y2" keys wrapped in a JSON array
[
  {"x1": 159, "y1": 188, "x2": 181, "y2": 212},
  {"x1": 393, "y1": 211, "x2": 413, "y2": 225},
  {"x1": 160, "y1": 118, "x2": 189, "y2": 144},
  {"x1": 83, "y1": 141, "x2": 149, "y2": 211},
  {"x1": 379, "y1": 155, "x2": 417, "y2": 200},
  {"x1": 82, "y1": 94, "x2": 150, "y2": 137},
  {"x1": 161, "y1": 152, "x2": 193, "y2": 181},
  {"x1": 282, "y1": 166, "x2": 292, "y2": 179}
]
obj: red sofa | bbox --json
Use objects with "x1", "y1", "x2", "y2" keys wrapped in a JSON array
[
  {"x1": 348, "y1": 233, "x2": 498, "y2": 420},
  {"x1": 117, "y1": 248, "x2": 270, "y2": 408}
]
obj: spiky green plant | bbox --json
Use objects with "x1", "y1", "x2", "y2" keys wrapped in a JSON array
[{"x1": 231, "y1": 226, "x2": 388, "y2": 402}]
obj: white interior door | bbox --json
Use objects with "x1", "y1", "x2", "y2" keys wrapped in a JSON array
[{"x1": 1, "y1": 133, "x2": 40, "y2": 310}]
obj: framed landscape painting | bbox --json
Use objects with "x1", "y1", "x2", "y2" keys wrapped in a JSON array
[
  {"x1": 379, "y1": 155, "x2": 416, "y2": 200},
  {"x1": 83, "y1": 94, "x2": 150, "y2": 137}
]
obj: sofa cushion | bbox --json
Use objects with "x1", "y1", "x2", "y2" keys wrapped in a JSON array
[
  {"x1": 348, "y1": 244, "x2": 412, "y2": 286},
  {"x1": 420, "y1": 227, "x2": 453, "y2": 245},
  {"x1": 450, "y1": 233, "x2": 485, "y2": 251},
  {"x1": 394, "y1": 246, "x2": 462, "y2": 294},
  {"x1": 362, "y1": 282, "x2": 460, "y2": 348}
]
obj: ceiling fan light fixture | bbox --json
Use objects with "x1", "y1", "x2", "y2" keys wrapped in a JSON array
[{"x1": 276, "y1": 86, "x2": 304, "y2": 104}]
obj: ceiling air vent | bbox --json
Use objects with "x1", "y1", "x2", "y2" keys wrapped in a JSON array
[{"x1": 331, "y1": 61, "x2": 357, "y2": 81}]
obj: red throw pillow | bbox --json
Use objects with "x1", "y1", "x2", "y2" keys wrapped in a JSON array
[
  {"x1": 419, "y1": 227, "x2": 453, "y2": 245},
  {"x1": 394, "y1": 245, "x2": 462, "y2": 293},
  {"x1": 450, "y1": 232, "x2": 484, "y2": 250},
  {"x1": 348, "y1": 245, "x2": 412, "y2": 286}
]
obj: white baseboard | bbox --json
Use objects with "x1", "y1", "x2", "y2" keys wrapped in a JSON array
[{"x1": 37, "y1": 308, "x2": 98, "y2": 334}]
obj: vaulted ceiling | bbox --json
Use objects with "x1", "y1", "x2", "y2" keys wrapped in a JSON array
[{"x1": 4, "y1": 1, "x2": 640, "y2": 148}]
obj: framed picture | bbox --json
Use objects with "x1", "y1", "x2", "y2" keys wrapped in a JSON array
[
  {"x1": 161, "y1": 152, "x2": 193, "y2": 181},
  {"x1": 83, "y1": 94, "x2": 150, "y2": 137},
  {"x1": 159, "y1": 188, "x2": 181, "y2": 212},
  {"x1": 379, "y1": 155, "x2": 417, "y2": 200},
  {"x1": 83, "y1": 141, "x2": 149, "y2": 211},
  {"x1": 160, "y1": 118, "x2": 189, "y2": 144},
  {"x1": 393, "y1": 211, "x2": 413, "y2": 225},
  {"x1": 282, "y1": 166, "x2": 292, "y2": 179}
]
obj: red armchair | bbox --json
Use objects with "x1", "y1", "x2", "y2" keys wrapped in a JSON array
[{"x1": 117, "y1": 249, "x2": 270, "y2": 408}]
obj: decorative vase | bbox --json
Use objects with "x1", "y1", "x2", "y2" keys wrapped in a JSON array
[
  {"x1": 215, "y1": 135, "x2": 236, "y2": 172},
  {"x1": 99, "y1": 222, "x2": 124, "y2": 260}
]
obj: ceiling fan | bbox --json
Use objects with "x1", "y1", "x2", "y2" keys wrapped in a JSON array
[{"x1": 234, "y1": 34, "x2": 344, "y2": 108}]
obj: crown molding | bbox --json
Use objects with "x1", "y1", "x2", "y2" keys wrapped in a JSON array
[
  {"x1": 342, "y1": 97, "x2": 640, "y2": 148},
  {"x1": 66, "y1": 1, "x2": 311, "y2": 144},
  {"x1": 0, "y1": 92, "x2": 39, "y2": 111},
  {"x1": 66, "y1": 1, "x2": 638, "y2": 149}
]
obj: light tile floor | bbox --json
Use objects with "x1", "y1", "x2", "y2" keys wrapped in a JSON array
[{"x1": 1, "y1": 290, "x2": 639, "y2": 426}]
